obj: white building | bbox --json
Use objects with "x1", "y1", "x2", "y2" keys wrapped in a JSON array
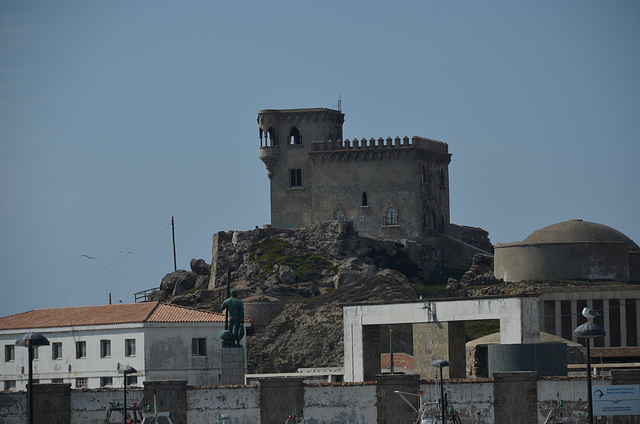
[{"x1": 0, "y1": 302, "x2": 246, "y2": 390}]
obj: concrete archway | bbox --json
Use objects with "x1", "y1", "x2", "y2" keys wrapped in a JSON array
[{"x1": 343, "y1": 296, "x2": 540, "y2": 382}]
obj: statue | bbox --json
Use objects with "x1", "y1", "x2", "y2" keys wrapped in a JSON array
[{"x1": 220, "y1": 289, "x2": 244, "y2": 347}]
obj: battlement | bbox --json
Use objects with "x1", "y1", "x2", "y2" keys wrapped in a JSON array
[{"x1": 309, "y1": 136, "x2": 448, "y2": 154}]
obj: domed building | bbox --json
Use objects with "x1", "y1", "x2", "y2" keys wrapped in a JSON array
[{"x1": 494, "y1": 219, "x2": 640, "y2": 283}]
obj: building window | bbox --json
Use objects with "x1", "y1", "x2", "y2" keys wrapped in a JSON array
[
  {"x1": 76, "y1": 341, "x2": 87, "y2": 359},
  {"x1": 125, "y1": 339, "x2": 136, "y2": 357},
  {"x1": 75, "y1": 378, "x2": 88, "y2": 389},
  {"x1": 52, "y1": 378, "x2": 64, "y2": 384},
  {"x1": 289, "y1": 169, "x2": 302, "y2": 187},
  {"x1": 100, "y1": 377, "x2": 113, "y2": 387},
  {"x1": 4, "y1": 381, "x2": 16, "y2": 390},
  {"x1": 192, "y1": 338, "x2": 207, "y2": 356},
  {"x1": 52, "y1": 342, "x2": 62, "y2": 360},
  {"x1": 289, "y1": 127, "x2": 301, "y2": 145},
  {"x1": 334, "y1": 210, "x2": 345, "y2": 221},
  {"x1": 4, "y1": 345, "x2": 15, "y2": 362},
  {"x1": 268, "y1": 127, "x2": 277, "y2": 146},
  {"x1": 385, "y1": 208, "x2": 398, "y2": 226},
  {"x1": 100, "y1": 340, "x2": 111, "y2": 358},
  {"x1": 440, "y1": 168, "x2": 445, "y2": 187},
  {"x1": 422, "y1": 164, "x2": 427, "y2": 184},
  {"x1": 362, "y1": 192, "x2": 368, "y2": 207},
  {"x1": 126, "y1": 375, "x2": 138, "y2": 387},
  {"x1": 33, "y1": 347, "x2": 39, "y2": 360}
]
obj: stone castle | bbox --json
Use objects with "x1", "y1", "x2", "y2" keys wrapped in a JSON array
[{"x1": 258, "y1": 108, "x2": 453, "y2": 240}]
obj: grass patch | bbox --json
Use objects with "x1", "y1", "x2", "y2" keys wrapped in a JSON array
[{"x1": 251, "y1": 237, "x2": 334, "y2": 282}]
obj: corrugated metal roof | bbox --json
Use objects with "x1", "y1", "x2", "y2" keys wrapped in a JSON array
[{"x1": 0, "y1": 302, "x2": 226, "y2": 330}]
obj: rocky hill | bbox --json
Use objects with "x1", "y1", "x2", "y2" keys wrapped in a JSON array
[{"x1": 150, "y1": 220, "x2": 607, "y2": 374}]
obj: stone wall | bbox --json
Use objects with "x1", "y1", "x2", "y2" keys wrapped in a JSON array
[{"x1": 1, "y1": 372, "x2": 639, "y2": 424}]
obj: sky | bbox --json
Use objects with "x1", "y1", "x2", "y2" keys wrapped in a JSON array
[{"x1": 1, "y1": 1, "x2": 639, "y2": 318}]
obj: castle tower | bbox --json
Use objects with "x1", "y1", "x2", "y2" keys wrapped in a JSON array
[{"x1": 258, "y1": 107, "x2": 451, "y2": 239}]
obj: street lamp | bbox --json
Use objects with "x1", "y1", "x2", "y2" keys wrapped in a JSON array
[
  {"x1": 432, "y1": 358, "x2": 450, "y2": 424},
  {"x1": 15, "y1": 332, "x2": 49, "y2": 424},
  {"x1": 573, "y1": 322, "x2": 605, "y2": 424},
  {"x1": 117, "y1": 363, "x2": 137, "y2": 424}
]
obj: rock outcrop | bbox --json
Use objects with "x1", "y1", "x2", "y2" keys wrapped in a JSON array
[{"x1": 157, "y1": 220, "x2": 492, "y2": 373}]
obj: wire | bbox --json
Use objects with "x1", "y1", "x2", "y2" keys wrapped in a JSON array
[
  {"x1": 545, "y1": 298, "x2": 638, "y2": 320},
  {"x1": 30, "y1": 223, "x2": 172, "y2": 310}
]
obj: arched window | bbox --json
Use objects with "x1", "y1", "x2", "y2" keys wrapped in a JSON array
[
  {"x1": 385, "y1": 208, "x2": 397, "y2": 226},
  {"x1": 267, "y1": 128, "x2": 276, "y2": 146},
  {"x1": 335, "y1": 210, "x2": 345, "y2": 221},
  {"x1": 422, "y1": 164, "x2": 427, "y2": 184},
  {"x1": 362, "y1": 192, "x2": 368, "y2": 207},
  {"x1": 289, "y1": 127, "x2": 301, "y2": 145},
  {"x1": 440, "y1": 169, "x2": 445, "y2": 186},
  {"x1": 259, "y1": 128, "x2": 264, "y2": 147}
]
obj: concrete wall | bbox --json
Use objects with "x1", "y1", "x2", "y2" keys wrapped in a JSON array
[
  {"x1": 304, "y1": 383, "x2": 377, "y2": 424},
  {"x1": 2, "y1": 373, "x2": 639, "y2": 424},
  {"x1": 145, "y1": 322, "x2": 232, "y2": 386},
  {"x1": 495, "y1": 241, "x2": 630, "y2": 282}
]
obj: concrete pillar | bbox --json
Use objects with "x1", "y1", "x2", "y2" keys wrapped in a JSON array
[
  {"x1": 554, "y1": 300, "x2": 562, "y2": 338},
  {"x1": 363, "y1": 325, "x2": 381, "y2": 382},
  {"x1": 344, "y1": 306, "x2": 364, "y2": 382},
  {"x1": 570, "y1": 299, "x2": 578, "y2": 337},
  {"x1": 492, "y1": 372, "x2": 538, "y2": 424},
  {"x1": 604, "y1": 299, "x2": 611, "y2": 347},
  {"x1": 376, "y1": 374, "x2": 420, "y2": 424},
  {"x1": 259, "y1": 378, "x2": 304, "y2": 424},
  {"x1": 620, "y1": 299, "x2": 627, "y2": 346},
  {"x1": 34, "y1": 383, "x2": 70, "y2": 424},
  {"x1": 220, "y1": 346, "x2": 246, "y2": 385},
  {"x1": 636, "y1": 299, "x2": 640, "y2": 346},
  {"x1": 142, "y1": 380, "x2": 187, "y2": 424},
  {"x1": 412, "y1": 321, "x2": 465, "y2": 380}
]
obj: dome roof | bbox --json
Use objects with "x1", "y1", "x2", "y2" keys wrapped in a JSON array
[{"x1": 523, "y1": 219, "x2": 639, "y2": 249}]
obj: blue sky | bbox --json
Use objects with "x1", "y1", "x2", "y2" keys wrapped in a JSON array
[{"x1": 1, "y1": 1, "x2": 638, "y2": 317}]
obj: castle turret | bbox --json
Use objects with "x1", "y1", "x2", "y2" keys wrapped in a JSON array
[
  {"x1": 258, "y1": 107, "x2": 451, "y2": 238},
  {"x1": 259, "y1": 108, "x2": 344, "y2": 229}
]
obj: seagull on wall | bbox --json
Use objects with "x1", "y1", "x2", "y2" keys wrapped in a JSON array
[
  {"x1": 582, "y1": 307, "x2": 600, "y2": 320},
  {"x1": 81, "y1": 254, "x2": 96, "y2": 260}
]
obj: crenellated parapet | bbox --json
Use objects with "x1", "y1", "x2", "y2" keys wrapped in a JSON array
[
  {"x1": 309, "y1": 136, "x2": 450, "y2": 164},
  {"x1": 258, "y1": 108, "x2": 344, "y2": 127}
]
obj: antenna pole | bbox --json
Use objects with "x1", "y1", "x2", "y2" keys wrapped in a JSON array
[
  {"x1": 172, "y1": 217, "x2": 177, "y2": 271},
  {"x1": 225, "y1": 269, "x2": 231, "y2": 330}
]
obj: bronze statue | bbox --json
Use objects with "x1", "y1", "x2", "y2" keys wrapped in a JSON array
[{"x1": 221, "y1": 289, "x2": 244, "y2": 346}]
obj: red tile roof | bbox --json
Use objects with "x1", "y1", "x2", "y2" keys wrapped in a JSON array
[{"x1": 0, "y1": 302, "x2": 226, "y2": 330}]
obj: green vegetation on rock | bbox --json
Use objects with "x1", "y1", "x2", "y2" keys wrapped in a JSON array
[{"x1": 251, "y1": 237, "x2": 333, "y2": 282}]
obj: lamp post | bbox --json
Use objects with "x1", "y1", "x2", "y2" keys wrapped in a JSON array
[
  {"x1": 573, "y1": 322, "x2": 605, "y2": 424},
  {"x1": 15, "y1": 332, "x2": 49, "y2": 424},
  {"x1": 432, "y1": 358, "x2": 450, "y2": 424},
  {"x1": 117, "y1": 363, "x2": 137, "y2": 424}
]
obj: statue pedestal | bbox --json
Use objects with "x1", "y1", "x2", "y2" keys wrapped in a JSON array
[{"x1": 220, "y1": 346, "x2": 245, "y2": 385}]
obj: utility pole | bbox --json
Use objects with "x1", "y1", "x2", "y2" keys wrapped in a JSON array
[{"x1": 172, "y1": 217, "x2": 177, "y2": 271}]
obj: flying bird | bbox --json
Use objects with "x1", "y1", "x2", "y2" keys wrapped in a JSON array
[
  {"x1": 582, "y1": 307, "x2": 600, "y2": 319},
  {"x1": 81, "y1": 254, "x2": 96, "y2": 260}
]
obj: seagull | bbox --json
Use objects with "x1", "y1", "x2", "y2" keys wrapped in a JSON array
[
  {"x1": 582, "y1": 307, "x2": 600, "y2": 319},
  {"x1": 81, "y1": 254, "x2": 96, "y2": 260}
]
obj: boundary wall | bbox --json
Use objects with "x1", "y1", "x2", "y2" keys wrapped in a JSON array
[{"x1": 0, "y1": 371, "x2": 638, "y2": 424}]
